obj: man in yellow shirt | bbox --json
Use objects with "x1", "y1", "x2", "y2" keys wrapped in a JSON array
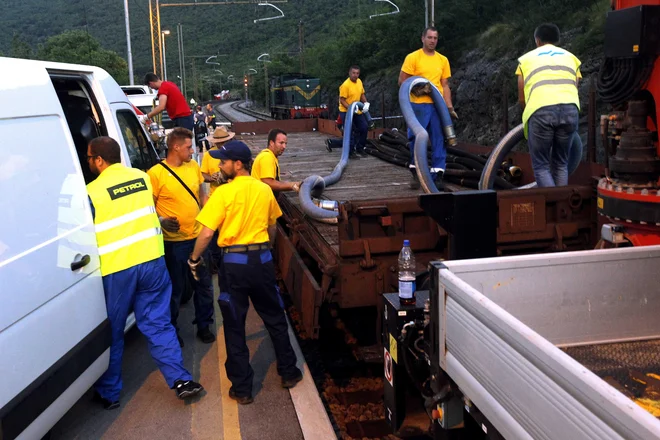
[
  {"x1": 516, "y1": 23, "x2": 581, "y2": 187},
  {"x1": 399, "y1": 26, "x2": 457, "y2": 190},
  {"x1": 251, "y1": 128, "x2": 301, "y2": 193},
  {"x1": 336, "y1": 65, "x2": 370, "y2": 159},
  {"x1": 147, "y1": 127, "x2": 215, "y2": 346},
  {"x1": 189, "y1": 140, "x2": 302, "y2": 404}
]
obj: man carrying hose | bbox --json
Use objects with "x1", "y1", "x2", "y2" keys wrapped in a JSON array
[
  {"x1": 517, "y1": 23, "x2": 581, "y2": 187},
  {"x1": 399, "y1": 26, "x2": 457, "y2": 190}
]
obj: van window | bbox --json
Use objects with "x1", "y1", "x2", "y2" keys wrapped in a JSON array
[
  {"x1": 0, "y1": 116, "x2": 91, "y2": 264},
  {"x1": 116, "y1": 110, "x2": 159, "y2": 171}
]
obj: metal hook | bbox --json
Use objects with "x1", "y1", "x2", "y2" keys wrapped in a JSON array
[
  {"x1": 369, "y1": 0, "x2": 399, "y2": 19},
  {"x1": 254, "y1": 2, "x2": 284, "y2": 23}
]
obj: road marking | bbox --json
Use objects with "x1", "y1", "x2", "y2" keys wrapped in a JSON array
[{"x1": 217, "y1": 325, "x2": 242, "y2": 439}]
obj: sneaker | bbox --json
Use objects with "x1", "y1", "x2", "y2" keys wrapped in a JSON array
[
  {"x1": 356, "y1": 149, "x2": 369, "y2": 158},
  {"x1": 197, "y1": 326, "x2": 216, "y2": 343},
  {"x1": 229, "y1": 387, "x2": 254, "y2": 405},
  {"x1": 93, "y1": 390, "x2": 120, "y2": 410},
  {"x1": 433, "y1": 172, "x2": 445, "y2": 191},
  {"x1": 325, "y1": 138, "x2": 332, "y2": 152},
  {"x1": 281, "y1": 369, "x2": 304, "y2": 389},
  {"x1": 174, "y1": 380, "x2": 204, "y2": 399},
  {"x1": 409, "y1": 170, "x2": 421, "y2": 190},
  {"x1": 348, "y1": 152, "x2": 360, "y2": 160}
]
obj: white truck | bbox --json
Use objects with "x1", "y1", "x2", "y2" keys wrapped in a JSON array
[
  {"x1": 432, "y1": 245, "x2": 660, "y2": 439},
  {"x1": 0, "y1": 57, "x2": 162, "y2": 440}
]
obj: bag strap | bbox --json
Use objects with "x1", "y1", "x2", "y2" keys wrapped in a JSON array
[{"x1": 157, "y1": 161, "x2": 200, "y2": 208}]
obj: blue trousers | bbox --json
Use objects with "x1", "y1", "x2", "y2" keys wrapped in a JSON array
[
  {"x1": 94, "y1": 257, "x2": 191, "y2": 402},
  {"x1": 218, "y1": 249, "x2": 298, "y2": 397},
  {"x1": 173, "y1": 114, "x2": 194, "y2": 131},
  {"x1": 164, "y1": 239, "x2": 214, "y2": 332},
  {"x1": 338, "y1": 111, "x2": 368, "y2": 153},
  {"x1": 407, "y1": 103, "x2": 446, "y2": 174},
  {"x1": 527, "y1": 104, "x2": 579, "y2": 187}
]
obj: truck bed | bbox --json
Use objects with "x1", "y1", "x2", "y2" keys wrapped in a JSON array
[{"x1": 435, "y1": 245, "x2": 660, "y2": 440}]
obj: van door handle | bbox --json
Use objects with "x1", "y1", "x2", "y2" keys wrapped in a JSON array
[{"x1": 71, "y1": 254, "x2": 91, "y2": 271}]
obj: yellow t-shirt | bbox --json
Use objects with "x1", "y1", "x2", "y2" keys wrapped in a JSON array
[
  {"x1": 251, "y1": 148, "x2": 280, "y2": 181},
  {"x1": 201, "y1": 147, "x2": 222, "y2": 196},
  {"x1": 148, "y1": 160, "x2": 204, "y2": 241},
  {"x1": 338, "y1": 78, "x2": 365, "y2": 113},
  {"x1": 196, "y1": 175, "x2": 282, "y2": 247},
  {"x1": 401, "y1": 49, "x2": 451, "y2": 104}
]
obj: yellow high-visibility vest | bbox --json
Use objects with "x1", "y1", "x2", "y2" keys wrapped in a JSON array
[
  {"x1": 87, "y1": 163, "x2": 164, "y2": 276},
  {"x1": 518, "y1": 44, "x2": 581, "y2": 137}
]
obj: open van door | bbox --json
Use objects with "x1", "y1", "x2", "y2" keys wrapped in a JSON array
[{"x1": 0, "y1": 58, "x2": 110, "y2": 440}]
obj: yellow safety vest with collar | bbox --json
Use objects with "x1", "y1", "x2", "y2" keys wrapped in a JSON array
[
  {"x1": 87, "y1": 163, "x2": 164, "y2": 276},
  {"x1": 518, "y1": 44, "x2": 581, "y2": 138}
]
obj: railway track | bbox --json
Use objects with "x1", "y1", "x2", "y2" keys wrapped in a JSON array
[{"x1": 213, "y1": 100, "x2": 272, "y2": 123}]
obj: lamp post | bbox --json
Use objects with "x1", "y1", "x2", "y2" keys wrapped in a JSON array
[
  {"x1": 161, "y1": 29, "x2": 171, "y2": 81},
  {"x1": 257, "y1": 53, "x2": 271, "y2": 110},
  {"x1": 123, "y1": 0, "x2": 134, "y2": 84}
]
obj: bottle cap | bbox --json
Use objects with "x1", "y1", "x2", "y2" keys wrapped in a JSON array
[{"x1": 403, "y1": 239, "x2": 410, "y2": 247}]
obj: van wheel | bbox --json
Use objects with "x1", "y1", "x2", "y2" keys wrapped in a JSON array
[{"x1": 181, "y1": 279, "x2": 193, "y2": 305}]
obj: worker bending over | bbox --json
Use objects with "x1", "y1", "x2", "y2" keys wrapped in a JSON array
[
  {"x1": 517, "y1": 23, "x2": 581, "y2": 187},
  {"x1": 86, "y1": 136, "x2": 203, "y2": 409},
  {"x1": 399, "y1": 26, "x2": 457, "y2": 190},
  {"x1": 189, "y1": 140, "x2": 303, "y2": 404},
  {"x1": 251, "y1": 128, "x2": 302, "y2": 193}
]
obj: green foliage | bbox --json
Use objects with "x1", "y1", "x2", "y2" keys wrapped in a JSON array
[
  {"x1": 36, "y1": 30, "x2": 129, "y2": 84},
  {"x1": 10, "y1": 34, "x2": 33, "y2": 59}
]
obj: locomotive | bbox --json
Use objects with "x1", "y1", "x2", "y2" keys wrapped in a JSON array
[{"x1": 270, "y1": 73, "x2": 329, "y2": 120}]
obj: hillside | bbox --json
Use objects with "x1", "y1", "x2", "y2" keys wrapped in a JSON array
[{"x1": 0, "y1": 0, "x2": 610, "y2": 147}]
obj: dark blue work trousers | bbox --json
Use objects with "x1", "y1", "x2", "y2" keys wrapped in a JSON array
[
  {"x1": 407, "y1": 103, "x2": 446, "y2": 175},
  {"x1": 164, "y1": 239, "x2": 214, "y2": 332},
  {"x1": 218, "y1": 249, "x2": 298, "y2": 397},
  {"x1": 95, "y1": 257, "x2": 191, "y2": 402},
  {"x1": 338, "y1": 111, "x2": 368, "y2": 153}
]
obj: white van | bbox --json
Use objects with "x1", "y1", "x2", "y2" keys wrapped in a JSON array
[{"x1": 0, "y1": 57, "x2": 162, "y2": 440}]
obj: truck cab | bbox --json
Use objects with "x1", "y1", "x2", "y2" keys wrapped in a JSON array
[{"x1": 0, "y1": 57, "x2": 161, "y2": 440}]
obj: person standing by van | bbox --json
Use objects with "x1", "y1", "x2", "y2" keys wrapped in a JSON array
[
  {"x1": 147, "y1": 128, "x2": 215, "y2": 346},
  {"x1": 86, "y1": 136, "x2": 203, "y2": 409},
  {"x1": 144, "y1": 73, "x2": 194, "y2": 131}
]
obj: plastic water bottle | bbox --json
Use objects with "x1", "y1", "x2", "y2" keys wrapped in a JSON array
[{"x1": 398, "y1": 239, "x2": 416, "y2": 306}]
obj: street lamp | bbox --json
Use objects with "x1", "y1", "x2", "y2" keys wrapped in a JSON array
[
  {"x1": 161, "y1": 30, "x2": 171, "y2": 81},
  {"x1": 257, "y1": 54, "x2": 271, "y2": 110}
]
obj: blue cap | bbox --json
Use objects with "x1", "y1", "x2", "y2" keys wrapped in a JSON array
[
  {"x1": 209, "y1": 140, "x2": 252, "y2": 163},
  {"x1": 403, "y1": 239, "x2": 410, "y2": 246}
]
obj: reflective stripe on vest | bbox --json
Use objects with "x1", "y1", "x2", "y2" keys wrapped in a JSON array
[
  {"x1": 518, "y1": 45, "x2": 581, "y2": 138},
  {"x1": 87, "y1": 164, "x2": 164, "y2": 276}
]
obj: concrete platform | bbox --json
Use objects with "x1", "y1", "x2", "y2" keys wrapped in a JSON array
[{"x1": 51, "y1": 275, "x2": 335, "y2": 440}]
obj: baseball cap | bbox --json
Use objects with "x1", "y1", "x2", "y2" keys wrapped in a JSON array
[{"x1": 209, "y1": 140, "x2": 252, "y2": 163}]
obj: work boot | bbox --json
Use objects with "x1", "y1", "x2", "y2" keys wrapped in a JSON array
[
  {"x1": 281, "y1": 369, "x2": 304, "y2": 389},
  {"x1": 174, "y1": 380, "x2": 204, "y2": 399},
  {"x1": 348, "y1": 152, "x2": 360, "y2": 160},
  {"x1": 433, "y1": 171, "x2": 445, "y2": 191},
  {"x1": 325, "y1": 138, "x2": 332, "y2": 152},
  {"x1": 356, "y1": 149, "x2": 369, "y2": 158},
  {"x1": 229, "y1": 388, "x2": 254, "y2": 405},
  {"x1": 197, "y1": 326, "x2": 216, "y2": 344},
  {"x1": 409, "y1": 168, "x2": 420, "y2": 190},
  {"x1": 93, "y1": 390, "x2": 120, "y2": 410}
]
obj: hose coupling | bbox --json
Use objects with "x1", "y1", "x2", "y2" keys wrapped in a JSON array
[
  {"x1": 508, "y1": 166, "x2": 522, "y2": 178},
  {"x1": 443, "y1": 125, "x2": 457, "y2": 146},
  {"x1": 313, "y1": 199, "x2": 339, "y2": 211}
]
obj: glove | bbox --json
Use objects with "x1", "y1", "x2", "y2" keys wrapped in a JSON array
[
  {"x1": 187, "y1": 255, "x2": 205, "y2": 281},
  {"x1": 354, "y1": 104, "x2": 361, "y2": 114},
  {"x1": 448, "y1": 107, "x2": 458, "y2": 120},
  {"x1": 362, "y1": 102, "x2": 370, "y2": 113}
]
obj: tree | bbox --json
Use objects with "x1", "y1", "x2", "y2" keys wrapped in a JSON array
[
  {"x1": 37, "y1": 30, "x2": 128, "y2": 84},
  {"x1": 10, "y1": 34, "x2": 33, "y2": 59}
]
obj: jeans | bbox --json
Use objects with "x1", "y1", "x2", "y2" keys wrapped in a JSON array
[
  {"x1": 338, "y1": 111, "x2": 368, "y2": 153},
  {"x1": 95, "y1": 257, "x2": 191, "y2": 401},
  {"x1": 527, "y1": 104, "x2": 579, "y2": 187},
  {"x1": 217, "y1": 249, "x2": 299, "y2": 397},
  {"x1": 164, "y1": 239, "x2": 214, "y2": 332},
  {"x1": 173, "y1": 114, "x2": 194, "y2": 131},
  {"x1": 407, "y1": 103, "x2": 446, "y2": 175}
]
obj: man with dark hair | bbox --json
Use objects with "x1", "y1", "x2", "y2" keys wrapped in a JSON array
[
  {"x1": 144, "y1": 73, "x2": 194, "y2": 131},
  {"x1": 86, "y1": 136, "x2": 203, "y2": 409},
  {"x1": 251, "y1": 128, "x2": 302, "y2": 193},
  {"x1": 147, "y1": 128, "x2": 215, "y2": 346},
  {"x1": 517, "y1": 23, "x2": 581, "y2": 187},
  {"x1": 399, "y1": 26, "x2": 457, "y2": 190},
  {"x1": 189, "y1": 140, "x2": 302, "y2": 404},
  {"x1": 336, "y1": 65, "x2": 370, "y2": 159}
]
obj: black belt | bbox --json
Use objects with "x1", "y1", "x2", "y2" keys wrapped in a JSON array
[{"x1": 222, "y1": 243, "x2": 270, "y2": 253}]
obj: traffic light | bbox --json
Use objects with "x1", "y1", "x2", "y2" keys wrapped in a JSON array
[{"x1": 244, "y1": 75, "x2": 248, "y2": 88}]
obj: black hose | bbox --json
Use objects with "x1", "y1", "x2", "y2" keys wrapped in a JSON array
[
  {"x1": 597, "y1": 56, "x2": 655, "y2": 105},
  {"x1": 446, "y1": 147, "x2": 487, "y2": 165}
]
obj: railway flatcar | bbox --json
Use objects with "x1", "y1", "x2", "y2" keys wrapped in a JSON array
[{"x1": 270, "y1": 73, "x2": 329, "y2": 120}]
